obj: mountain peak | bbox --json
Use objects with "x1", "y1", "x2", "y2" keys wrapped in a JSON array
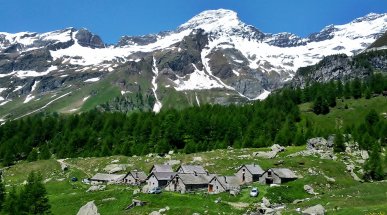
[
  {"x1": 352, "y1": 12, "x2": 387, "y2": 23},
  {"x1": 178, "y1": 9, "x2": 240, "y2": 32}
]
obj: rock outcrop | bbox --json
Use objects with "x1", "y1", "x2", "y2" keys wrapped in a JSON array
[{"x1": 77, "y1": 201, "x2": 100, "y2": 215}]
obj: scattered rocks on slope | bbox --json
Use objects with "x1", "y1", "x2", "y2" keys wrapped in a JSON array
[
  {"x1": 288, "y1": 137, "x2": 337, "y2": 160},
  {"x1": 304, "y1": 185, "x2": 318, "y2": 195},
  {"x1": 77, "y1": 201, "x2": 100, "y2": 215},
  {"x1": 103, "y1": 164, "x2": 130, "y2": 174},
  {"x1": 302, "y1": 204, "x2": 325, "y2": 215},
  {"x1": 86, "y1": 185, "x2": 106, "y2": 192},
  {"x1": 253, "y1": 144, "x2": 286, "y2": 159}
]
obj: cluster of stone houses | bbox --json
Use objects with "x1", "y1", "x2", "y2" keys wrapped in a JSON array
[{"x1": 89, "y1": 163, "x2": 298, "y2": 194}]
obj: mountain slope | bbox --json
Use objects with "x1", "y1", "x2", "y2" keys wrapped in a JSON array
[{"x1": 0, "y1": 9, "x2": 386, "y2": 120}]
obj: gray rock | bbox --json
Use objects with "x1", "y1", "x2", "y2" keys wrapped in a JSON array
[
  {"x1": 149, "y1": 211, "x2": 161, "y2": 215},
  {"x1": 86, "y1": 185, "x2": 106, "y2": 192},
  {"x1": 77, "y1": 201, "x2": 100, "y2": 215},
  {"x1": 302, "y1": 204, "x2": 325, "y2": 215},
  {"x1": 262, "y1": 197, "x2": 271, "y2": 208},
  {"x1": 304, "y1": 185, "x2": 317, "y2": 195}
]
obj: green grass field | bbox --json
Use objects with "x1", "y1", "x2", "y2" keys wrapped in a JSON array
[{"x1": 2, "y1": 144, "x2": 386, "y2": 214}]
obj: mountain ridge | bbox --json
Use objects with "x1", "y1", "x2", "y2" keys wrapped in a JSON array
[{"x1": 0, "y1": 9, "x2": 386, "y2": 120}]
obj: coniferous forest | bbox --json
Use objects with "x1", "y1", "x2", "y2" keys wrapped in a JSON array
[{"x1": 0, "y1": 74, "x2": 386, "y2": 168}]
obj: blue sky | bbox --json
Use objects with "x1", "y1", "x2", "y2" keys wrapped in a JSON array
[{"x1": 1, "y1": 0, "x2": 386, "y2": 44}]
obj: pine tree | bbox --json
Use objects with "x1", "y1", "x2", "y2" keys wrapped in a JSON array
[
  {"x1": 0, "y1": 175, "x2": 5, "y2": 211},
  {"x1": 351, "y1": 78, "x2": 362, "y2": 99},
  {"x1": 19, "y1": 172, "x2": 51, "y2": 214},
  {"x1": 333, "y1": 131, "x2": 345, "y2": 153},
  {"x1": 3, "y1": 187, "x2": 19, "y2": 215},
  {"x1": 364, "y1": 142, "x2": 384, "y2": 181},
  {"x1": 27, "y1": 149, "x2": 38, "y2": 162},
  {"x1": 344, "y1": 81, "x2": 351, "y2": 99},
  {"x1": 39, "y1": 145, "x2": 51, "y2": 160}
]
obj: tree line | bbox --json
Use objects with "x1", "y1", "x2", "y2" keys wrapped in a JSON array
[{"x1": 0, "y1": 74, "x2": 386, "y2": 180}]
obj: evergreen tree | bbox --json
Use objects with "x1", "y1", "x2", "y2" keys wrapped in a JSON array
[
  {"x1": 344, "y1": 81, "x2": 351, "y2": 99},
  {"x1": 364, "y1": 142, "x2": 384, "y2": 181},
  {"x1": 333, "y1": 131, "x2": 345, "y2": 153},
  {"x1": 351, "y1": 78, "x2": 362, "y2": 99},
  {"x1": 0, "y1": 175, "x2": 5, "y2": 211},
  {"x1": 336, "y1": 80, "x2": 343, "y2": 98},
  {"x1": 3, "y1": 187, "x2": 19, "y2": 215},
  {"x1": 364, "y1": 88, "x2": 371, "y2": 99},
  {"x1": 19, "y1": 172, "x2": 51, "y2": 214},
  {"x1": 39, "y1": 145, "x2": 51, "y2": 160},
  {"x1": 27, "y1": 149, "x2": 38, "y2": 162}
]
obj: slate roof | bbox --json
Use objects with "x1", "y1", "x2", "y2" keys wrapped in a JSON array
[
  {"x1": 240, "y1": 164, "x2": 264, "y2": 175},
  {"x1": 177, "y1": 165, "x2": 207, "y2": 174},
  {"x1": 148, "y1": 172, "x2": 177, "y2": 181},
  {"x1": 125, "y1": 170, "x2": 147, "y2": 181},
  {"x1": 150, "y1": 164, "x2": 173, "y2": 173},
  {"x1": 270, "y1": 168, "x2": 298, "y2": 179},
  {"x1": 91, "y1": 173, "x2": 125, "y2": 182},
  {"x1": 211, "y1": 176, "x2": 240, "y2": 189},
  {"x1": 176, "y1": 173, "x2": 216, "y2": 185}
]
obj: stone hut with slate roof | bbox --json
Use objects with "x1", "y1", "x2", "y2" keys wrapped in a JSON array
[
  {"x1": 122, "y1": 170, "x2": 147, "y2": 185},
  {"x1": 146, "y1": 172, "x2": 177, "y2": 190},
  {"x1": 208, "y1": 175, "x2": 241, "y2": 194},
  {"x1": 235, "y1": 164, "x2": 264, "y2": 184},
  {"x1": 90, "y1": 173, "x2": 125, "y2": 183},
  {"x1": 176, "y1": 165, "x2": 207, "y2": 174},
  {"x1": 149, "y1": 164, "x2": 173, "y2": 173},
  {"x1": 165, "y1": 173, "x2": 215, "y2": 193},
  {"x1": 259, "y1": 168, "x2": 298, "y2": 184}
]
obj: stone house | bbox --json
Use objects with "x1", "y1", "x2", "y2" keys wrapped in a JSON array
[
  {"x1": 176, "y1": 165, "x2": 207, "y2": 174},
  {"x1": 165, "y1": 173, "x2": 215, "y2": 193},
  {"x1": 145, "y1": 172, "x2": 177, "y2": 190},
  {"x1": 90, "y1": 173, "x2": 125, "y2": 183},
  {"x1": 259, "y1": 168, "x2": 298, "y2": 184},
  {"x1": 208, "y1": 175, "x2": 240, "y2": 194},
  {"x1": 122, "y1": 170, "x2": 147, "y2": 185},
  {"x1": 149, "y1": 164, "x2": 173, "y2": 173},
  {"x1": 235, "y1": 164, "x2": 264, "y2": 184}
]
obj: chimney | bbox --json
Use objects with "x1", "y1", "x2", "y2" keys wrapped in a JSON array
[
  {"x1": 194, "y1": 171, "x2": 197, "y2": 176},
  {"x1": 224, "y1": 176, "x2": 227, "y2": 183}
]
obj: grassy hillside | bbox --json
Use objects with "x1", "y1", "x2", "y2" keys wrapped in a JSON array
[
  {"x1": 1, "y1": 145, "x2": 386, "y2": 215},
  {"x1": 299, "y1": 96, "x2": 387, "y2": 134}
]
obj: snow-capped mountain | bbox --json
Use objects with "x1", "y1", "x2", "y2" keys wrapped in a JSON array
[{"x1": 0, "y1": 9, "x2": 386, "y2": 120}]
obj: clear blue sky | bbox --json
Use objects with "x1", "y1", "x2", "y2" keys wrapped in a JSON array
[{"x1": 1, "y1": 0, "x2": 386, "y2": 44}]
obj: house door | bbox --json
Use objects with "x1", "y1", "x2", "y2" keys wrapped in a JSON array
[
  {"x1": 266, "y1": 178, "x2": 273, "y2": 184},
  {"x1": 208, "y1": 184, "x2": 213, "y2": 192},
  {"x1": 174, "y1": 181, "x2": 177, "y2": 192}
]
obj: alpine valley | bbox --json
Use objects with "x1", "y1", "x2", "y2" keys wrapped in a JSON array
[{"x1": 0, "y1": 9, "x2": 386, "y2": 120}]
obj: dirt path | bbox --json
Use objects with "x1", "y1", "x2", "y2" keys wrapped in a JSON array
[{"x1": 57, "y1": 159, "x2": 93, "y2": 177}]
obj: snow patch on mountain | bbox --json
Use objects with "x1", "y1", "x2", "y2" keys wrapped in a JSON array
[
  {"x1": 173, "y1": 64, "x2": 224, "y2": 91},
  {"x1": 151, "y1": 57, "x2": 162, "y2": 113},
  {"x1": 84, "y1": 77, "x2": 100, "y2": 83}
]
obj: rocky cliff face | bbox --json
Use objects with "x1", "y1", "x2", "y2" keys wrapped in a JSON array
[
  {"x1": 291, "y1": 50, "x2": 387, "y2": 88},
  {"x1": 0, "y1": 9, "x2": 386, "y2": 120}
]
